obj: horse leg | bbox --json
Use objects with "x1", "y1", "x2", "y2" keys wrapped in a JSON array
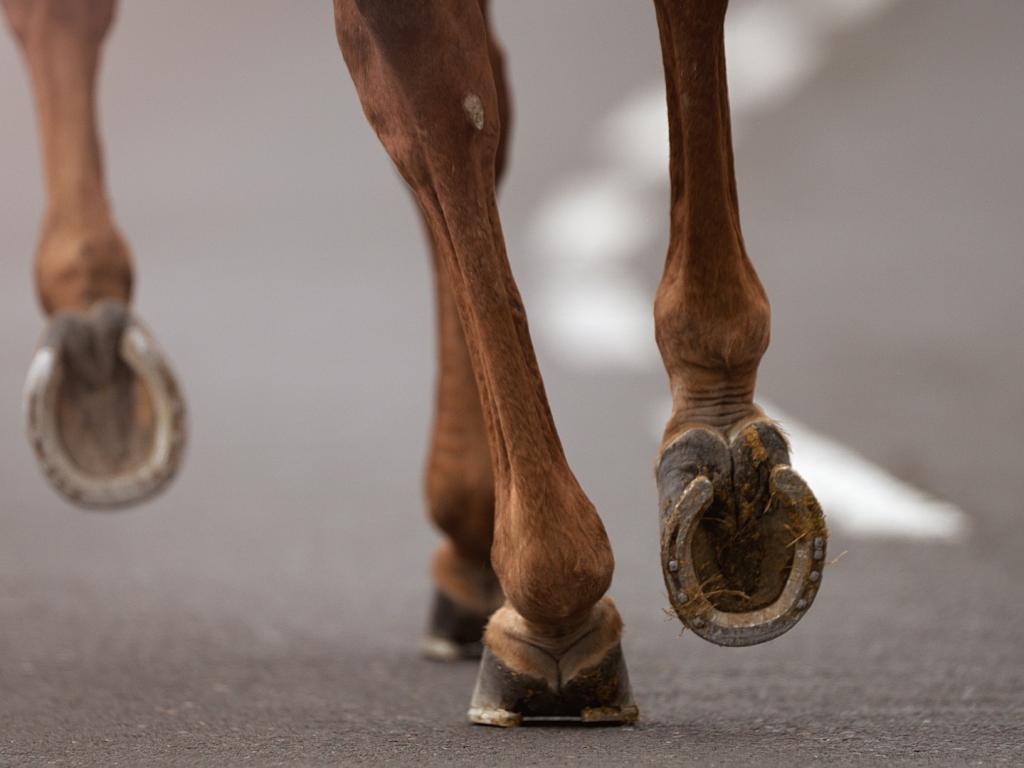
[
  {"x1": 4, "y1": 0, "x2": 185, "y2": 508},
  {"x1": 652, "y1": 0, "x2": 827, "y2": 646},
  {"x1": 3, "y1": 0, "x2": 130, "y2": 311},
  {"x1": 334, "y1": 0, "x2": 636, "y2": 725},
  {"x1": 420, "y1": 0, "x2": 509, "y2": 662}
]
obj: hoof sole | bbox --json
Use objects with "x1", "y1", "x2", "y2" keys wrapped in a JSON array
[
  {"x1": 468, "y1": 645, "x2": 638, "y2": 727},
  {"x1": 658, "y1": 421, "x2": 828, "y2": 647}
]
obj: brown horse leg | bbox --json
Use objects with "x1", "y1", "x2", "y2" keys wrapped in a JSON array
[
  {"x1": 652, "y1": 0, "x2": 827, "y2": 646},
  {"x1": 420, "y1": 0, "x2": 509, "y2": 662},
  {"x1": 5, "y1": 0, "x2": 185, "y2": 507},
  {"x1": 334, "y1": 0, "x2": 636, "y2": 724},
  {"x1": 3, "y1": 0, "x2": 131, "y2": 312}
]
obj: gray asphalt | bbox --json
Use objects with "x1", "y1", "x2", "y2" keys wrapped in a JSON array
[{"x1": 1, "y1": 1, "x2": 1022, "y2": 766}]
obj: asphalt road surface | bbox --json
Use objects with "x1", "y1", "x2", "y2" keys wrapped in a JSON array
[{"x1": 1, "y1": 2, "x2": 1022, "y2": 766}]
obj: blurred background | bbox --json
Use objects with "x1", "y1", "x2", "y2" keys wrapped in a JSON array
[{"x1": 0, "y1": 1, "x2": 1021, "y2": 765}]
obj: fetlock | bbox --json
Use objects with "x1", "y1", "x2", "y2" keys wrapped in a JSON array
[{"x1": 36, "y1": 216, "x2": 133, "y2": 314}]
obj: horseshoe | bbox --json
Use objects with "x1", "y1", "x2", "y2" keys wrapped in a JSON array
[
  {"x1": 24, "y1": 307, "x2": 186, "y2": 509},
  {"x1": 658, "y1": 425, "x2": 828, "y2": 647}
]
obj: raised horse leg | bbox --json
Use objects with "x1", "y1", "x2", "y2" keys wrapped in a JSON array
[
  {"x1": 4, "y1": 0, "x2": 185, "y2": 508},
  {"x1": 653, "y1": 0, "x2": 827, "y2": 646},
  {"x1": 419, "y1": 0, "x2": 507, "y2": 662},
  {"x1": 334, "y1": 0, "x2": 636, "y2": 725}
]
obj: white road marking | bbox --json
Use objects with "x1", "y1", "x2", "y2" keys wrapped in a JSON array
[
  {"x1": 527, "y1": 172, "x2": 661, "y2": 369},
  {"x1": 525, "y1": 0, "x2": 968, "y2": 540},
  {"x1": 770, "y1": 404, "x2": 967, "y2": 540},
  {"x1": 595, "y1": 85, "x2": 669, "y2": 184},
  {"x1": 528, "y1": 173, "x2": 652, "y2": 267},
  {"x1": 535, "y1": 278, "x2": 657, "y2": 370},
  {"x1": 531, "y1": 0, "x2": 904, "y2": 371}
]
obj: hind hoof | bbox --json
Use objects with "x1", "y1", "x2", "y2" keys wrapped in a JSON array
[
  {"x1": 421, "y1": 590, "x2": 491, "y2": 661},
  {"x1": 24, "y1": 300, "x2": 186, "y2": 509},
  {"x1": 657, "y1": 420, "x2": 827, "y2": 647}
]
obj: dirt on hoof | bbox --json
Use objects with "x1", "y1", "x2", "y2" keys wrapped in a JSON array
[
  {"x1": 470, "y1": 599, "x2": 638, "y2": 725},
  {"x1": 692, "y1": 422, "x2": 799, "y2": 613},
  {"x1": 658, "y1": 420, "x2": 828, "y2": 646},
  {"x1": 468, "y1": 644, "x2": 638, "y2": 727}
]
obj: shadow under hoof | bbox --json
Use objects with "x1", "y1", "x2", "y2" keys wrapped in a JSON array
[
  {"x1": 468, "y1": 645, "x2": 638, "y2": 727},
  {"x1": 25, "y1": 300, "x2": 186, "y2": 509},
  {"x1": 657, "y1": 421, "x2": 828, "y2": 647}
]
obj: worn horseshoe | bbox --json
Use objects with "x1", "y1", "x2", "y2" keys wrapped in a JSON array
[
  {"x1": 660, "y1": 465, "x2": 827, "y2": 647},
  {"x1": 24, "y1": 309, "x2": 186, "y2": 509}
]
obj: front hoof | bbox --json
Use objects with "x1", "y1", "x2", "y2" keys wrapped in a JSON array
[
  {"x1": 24, "y1": 300, "x2": 187, "y2": 509},
  {"x1": 468, "y1": 600, "x2": 638, "y2": 726},
  {"x1": 657, "y1": 421, "x2": 827, "y2": 647},
  {"x1": 468, "y1": 645, "x2": 638, "y2": 727}
]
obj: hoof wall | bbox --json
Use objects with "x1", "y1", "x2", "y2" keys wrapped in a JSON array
[
  {"x1": 421, "y1": 591, "x2": 489, "y2": 662},
  {"x1": 468, "y1": 645, "x2": 638, "y2": 727}
]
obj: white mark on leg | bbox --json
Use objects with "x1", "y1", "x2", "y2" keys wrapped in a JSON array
[{"x1": 463, "y1": 94, "x2": 485, "y2": 131}]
